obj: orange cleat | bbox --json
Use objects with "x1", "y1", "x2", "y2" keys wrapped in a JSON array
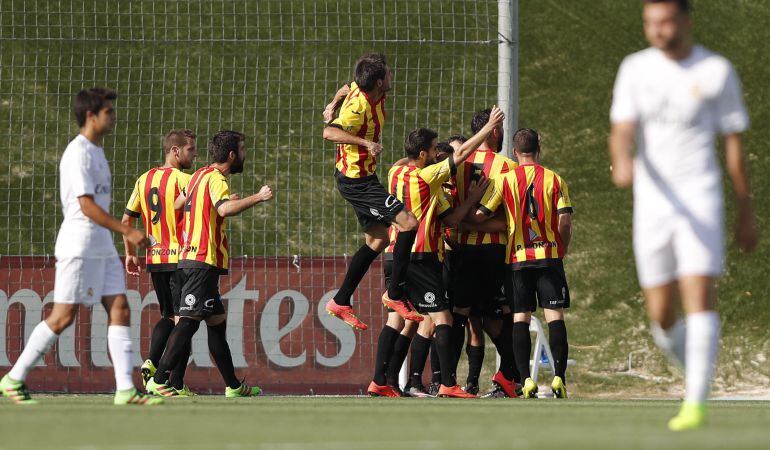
[
  {"x1": 491, "y1": 371, "x2": 519, "y2": 398},
  {"x1": 382, "y1": 292, "x2": 423, "y2": 322},
  {"x1": 325, "y1": 299, "x2": 368, "y2": 330},
  {"x1": 438, "y1": 384, "x2": 477, "y2": 398},
  {"x1": 367, "y1": 381, "x2": 402, "y2": 398}
]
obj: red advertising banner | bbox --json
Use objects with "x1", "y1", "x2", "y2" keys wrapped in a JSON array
[{"x1": 0, "y1": 256, "x2": 386, "y2": 394}]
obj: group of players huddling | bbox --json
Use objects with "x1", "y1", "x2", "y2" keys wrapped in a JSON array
[{"x1": 1, "y1": 0, "x2": 758, "y2": 432}]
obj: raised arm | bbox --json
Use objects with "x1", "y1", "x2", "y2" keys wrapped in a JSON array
[
  {"x1": 724, "y1": 133, "x2": 759, "y2": 252},
  {"x1": 452, "y1": 106, "x2": 505, "y2": 165},
  {"x1": 323, "y1": 84, "x2": 351, "y2": 124},
  {"x1": 216, "y1": 185, "x2": 274, "y2": 218},
  {"x1": 609, "y1": 121, "x2": 636, "y2": 188}
]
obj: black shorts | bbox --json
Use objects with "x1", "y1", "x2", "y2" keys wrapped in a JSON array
[
  {"x1": 472, "y1": 270, "x2": 509, "y2": 319},
  {"x1": 175, "y1": 268, "x2": 226, "y2": 318},
  {"x1": 511, "y1": 261, "x2": 570, "y2": 313},
  {"x1": 150, "y1": 270, "x2": 180, "y2": 319},
  {"x1": 451, "y1": 244, "x2": 507, "y2": 312},
  {"x1": 442, "y1": 250, "x2": 454, "y2": 308},
  {"x1": 384, "y1": 256, "x2": 449, "y2": 314},
  {"x1": 336, "y1": 171, "x2": 404, "y2": 231}
]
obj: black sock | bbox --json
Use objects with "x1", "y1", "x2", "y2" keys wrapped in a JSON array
[
  {"x1": 168, "y1": 341, "x2": 191, "y2": 390},
  {"x1": 154, "y1": 318, "x2": 199, "y2": 384},
  {"x1": 492, "y1": 315, "x2": 516, "y2": 381},
  {"x1": 504, "y1": 316, "x2": 521, "y2": 383},
  {"x1": 335, "y1": 245, "x2": 380, "y2": 306},
  {"x1": 408, "y1": 334, "x2": 431, "y2": 387},
  {"x1": 434, "y1": 324, "x2": 457, "y2": 387},
  {"x1": 386, "y1": 334, "x2": 412, "y2": 387},
  {"x1": 207, "y1": 321, "x2": 240, "y2": 389},
  {"x1": 548, "y1": 320, "x2": 569, "y2": 382},
  {"x1": 429, "y1": 339, "x2": 441, "y2": 384},
  {"x1": 373, "y1": 325, "x2": 400, "y2": 386},
  {"x1": 513, "y1": 321, "x2": 532, "y2": 380},
  {"x1": 148, "y1": 317, "x2": 175, "y2": 367},
  {"x1": 466, "y1": 345, "x2": 484, "y2": 386},
  {"x1": 450, "y1": 313, "x2": 468, "y2": 363},
  {"x1": 387, "y1": 230, "x2": 417, "y2": 299}
]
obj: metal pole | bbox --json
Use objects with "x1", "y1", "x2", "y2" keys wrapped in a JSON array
[{"x1": 498, "y1": 0, "x2": 519, "y2": 159}]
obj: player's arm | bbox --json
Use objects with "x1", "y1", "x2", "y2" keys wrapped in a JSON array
[
  {"x1": 558, "y1": 213, "x2": 573, "y2": 256},
  {"x1": 120, "y1": 213, "x2": 142, "y2": 276},
  {"x1": 216, "y1": 185, "x2": 274, "y2": 217},
  {"x1": 322, "y1": 126, "x2": 382, "y2": 157},
  {"x1": 79, "y1": 195, "x2": 150, "y2": 249},
  {"x1": 322, "y1": 84, "x2": 351, "y2": 124},
  {"x1": 452, "y1": 106, "x2": 505, "y2": 166},
  {"x1": 174, "y1": 193, "x2": 186, "y2": 210},
  {"x1": 609, "y1": 121, "x2": 636, "y2": 188},
  {"x1": 724, "y1": 133, "x2": 759, "y2": 252},
  {"x1": 442, "y1": 175, "x2": 490, "y2": 228}
]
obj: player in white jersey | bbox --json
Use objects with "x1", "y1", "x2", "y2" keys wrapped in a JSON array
[
  {"x1": 0, "y1": 87, "x2": 162, "y2": 406},
  {"x1": 609, "y1": 0, "x2": 758, "y2": 431}
]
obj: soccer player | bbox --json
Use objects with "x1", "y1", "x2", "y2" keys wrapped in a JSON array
[
  {"x1": 449, "y1": 109, "x2": 520, "y2": 398},
  {"x1": 0, "y1": 87, "x2": 162, "y2": 405},
  {"x1": 472, "y1": 128, "x2": 574, "y2": 399},
  {"x1": 122, "y1": 129, "x2": 197, "y2": 396},
  {"x1": 322, "y1": 53, "x2": 421, "y2": 330},
  {"x1": 609, "y1": 0, "x2": 758, "y2": 430},
  {"x1": 146, "y1": 131, "x2": 273, "y2": 398}
]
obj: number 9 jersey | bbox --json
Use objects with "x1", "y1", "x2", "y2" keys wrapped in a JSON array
[{"x1": 124, "y1": 167, "x2": 192, "y2": 271}]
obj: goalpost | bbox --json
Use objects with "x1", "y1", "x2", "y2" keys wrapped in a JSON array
[{"x1": 0, "y1": 0, "x2": 517, "y2": 394}]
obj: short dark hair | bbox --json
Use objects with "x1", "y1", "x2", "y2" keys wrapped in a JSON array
[
  {"x1": 72, "y1": 87, "x2": 117, "y2": 127},
  {"x1": 208, "y1": 130, "x2": 245, "y2": 163},
  {"x1": 470, "y1": 109, "x2": 492, "y2": 134},
  {"x1": 446, "y1": 134, "x2": 467, "y2": 145},
  {"x1": 404, "y1": 128, "x2": 438, "y2": 159},
  {"x1": 512, "y1": 128, "x2": 540, "y2": 154},
  {"x1": 643, "y1": 0, "x2": 690, "y2": 13},
  {"x1": 163, "y1": 129, "x2": 196, "y2": 154},
  {"x1": 354, "y1": 53, "x2": 388, "y2": 92},
  {"x1": 436, "y1": 142, "x2": 454, "y2": 155}
]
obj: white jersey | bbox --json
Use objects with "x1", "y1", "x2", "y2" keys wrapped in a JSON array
[
  {"x1": 610, "y1": 45, "x2": 749, "y2": 212},
  {"x1": 54, "y1": 134, "x2": 118, "y2": 259}
]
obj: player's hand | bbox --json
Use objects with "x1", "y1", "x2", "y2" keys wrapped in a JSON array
[
  {"x1": 257, "y1": 185, "x2": 274, "y2": 202},
  {"x1": 127, "y1": 228, "x2": 151, "y2": 250},
  {"x1": 611, "y1": 159, "x2": 634, "y2": 188},
  {"x1": 366, "y1": 141, "x2": 384, "y2": 157},
  {"x1": 487, "y1": 105, "x2": 505, "y2": 128},
  {"x1": 735, "y1": 206, "x2": 759, "y2": 253},
  {"x1": 125, "y1": 255, "x2": 141, "y2": 276},
  {"x1": 467, "y1": 174, "x2": 490, "y2": 203}
]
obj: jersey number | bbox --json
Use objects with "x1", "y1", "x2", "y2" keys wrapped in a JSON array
[{"x1": 149, "y1": 187, "x2": 162, "y2": 224}]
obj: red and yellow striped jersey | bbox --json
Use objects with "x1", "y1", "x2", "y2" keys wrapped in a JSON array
[
  {"x1": 178, "y1": 166, "x2": 231, "y2": 273},
  {"x1": 385, "y1": 158, "x2": 455, "y2": 259},
  {"x1": 125, "y1": 167, "x2": 191, "y2": 270},
  {"x1": 453, "y1": 149, "x2": 517, "y2": 246},
  {"x1": 479, "y1": 164, "x2": 573, "y2": 266},
  {"x1": 330, "y1": 82, "x2": 386, "y2": 179}
]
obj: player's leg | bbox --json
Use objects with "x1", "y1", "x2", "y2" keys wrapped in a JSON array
[
  {"x1": 465, "y1": 314, "x2": 484, "y2": 395},
  {"x1": 141, "y1": 271, "x2": 176, "y2": 387},
  {"x1": 405, "y1": 319, "x2": 433, "y2": 396},
  {"x1": 537, "y1": 263, "x2": 571, "y2": 398},
  {"x1": 511, "y1": 268, "x2": 538, "y2": 398},
  {"x1": 449, "y1": 245, "x2": 475, "y2": 364},
  {"x1": 369, "y1": 310, "x2": 404, "y2": 397},
  {"x1": 385, "y1": 320, "x2": 417, "y2": 391},
  {"x1": 205, "y1": 313, "x2": 259, "y2": 397},
  {"x1": 384, "y1": 209, "x2": 419, "y2": 309},
  {"x1": 644, "y1": 282, "x2": 685, "y2": 367},
  {"x1": 167, "y1": 271, "x2": 193, "y2": 395},
  {"x1": 484, "y1": 313, "x2": 518, "y2": 398},
  {"x1": 432, "y1": 310, "x2": 473, "y2": 398}
]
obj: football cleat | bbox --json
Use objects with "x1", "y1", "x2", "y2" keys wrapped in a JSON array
[
  {"x1": 668, "y1": 401, "x2": 706, "y2": 431},
  {"x1": 551, "y1": 376, "x2": 567, "y2": 399},
  {"x1": 480, "y1": 385, "x2": 508, "y2": 399},
  {"x1": 0, "y1": 374, "x2": 37, "y2": 405},
  {"x1": 226, "y1": 382, "x2": 262, "y2": 398},
  {"x1": 405, "y1": 383, "x2": 432, "y2": 398},
  {"x1": 463, "y1": 381, "x2": 480, "y2": 396},
  {"x1": 438, "y1": 384, "x2": 477, "y2": 398},
  {"x1": 140, "y1": 359, "x2": 156, "y2": 388},
  {"x1": 173, "y1": 385, "x2": 196, "y2": 397},
  {"x1": 522, "y1": 377, "x2": 538, "y2": 399},
  {"x1": 367, "y1": 381, "x2": 401, "y2": 398},
  {"x1": 145, "y1": 378, "x2": 176, "y2": 397},
  {"x1": 114, "y1": 387, "x2": 164, "y2": 405},
  {"x1": 491, "y1": 371, "x2": 519, "y2": 398},
  {"x1": 325, "y1": 299, "x2": 368, "y2": 330},
  {"x1": 381, "y1": 292, "x2": 423, "y2": 322},
  {"x1": 426, "y1": 382, "x2": 440, "y2": 397}
]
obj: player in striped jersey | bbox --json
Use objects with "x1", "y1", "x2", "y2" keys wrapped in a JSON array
[
  {"x1": 122, "y1": 129, "x2": 197, "y2": 395},
  {"x1": 450, "y1": 109, "x2": 521, "y2": 398},
  {"x1": 368, "y1": 109, "x2": 505, "y2": 398},
  {"x1": 473, "y1": 128, "x2": 574, "y2": 399},
  {"x1": 322, "y1": 53, "x2": 420, "y2": 330},
  {"x1": 146, "y1": 131, "x2": 274, "y2": 398}
]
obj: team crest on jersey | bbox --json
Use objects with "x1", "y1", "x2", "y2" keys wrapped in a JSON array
[
  {"x1": 529, "y1": 228, "x2": 542, "y2": 242},
  {"x1": 424, "y1": 292, "x2": 436, "y2": 305}
]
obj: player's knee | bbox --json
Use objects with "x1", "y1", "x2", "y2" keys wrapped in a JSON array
[
  {"x1": 402, "y1": 320, "x2": 418, "y2": 337},
  {"x1": 46, "y1": 310, "x2": 77, "y2": 333},
  {"x1": 513, "y1": 312, "x2": 531, "y2": 323},
  {"x1": 385, "y1": 312, "x2": 405, "y2": 330},
  {"x1": 366, "y1": 237, "x2": 388, "y2": 253},
  {"x1": 402, "y1": 213, "x2": 418, "y2": 231}
]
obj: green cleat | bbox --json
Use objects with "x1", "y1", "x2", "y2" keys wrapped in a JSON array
[
  {"x1": 140, "y1": 359, "x2": 157, "y2": 388},
  {"x1": 668, "y1": 401, "x2": 706, "y2": 431},
  {"x1": 551, "y1": 376, "x2": 568, "y2": 399},
  {"x1": 174, "y1": 385, "x2": 196, "y2": 397},
  {"x1": 145, "y1": 378, "x2": 177, "y2": 398},
  {"x1": 522, "y1": 377, "x2": 539, "y2": 399},
  {"x1": 1, "y1": 374, "x2": 38, "y2": 405},
  {"x1": 225, "y1": 382, "x2": 262, "y2": 398},
  {"x1": 114, "y1": 387, "x2": 164, "y2": 406}
]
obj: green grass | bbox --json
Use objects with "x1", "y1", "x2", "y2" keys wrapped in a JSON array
[{"x1": 1, "y1": 396, "x2": 769, "y2": 449}]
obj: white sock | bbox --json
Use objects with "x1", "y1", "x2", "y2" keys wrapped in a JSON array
[
  {"x1": 8, "y1": 321, "x2": 58, "y2": 382},
  {"x1": 650, "y1": 320, "x2": 686, "y2": 368},
  {"x1": 108, "y1": 326, "x2": 135, "y2": 391},
  {"x1": 685, "y1": 311, "x2": 720, "y2": 403}
]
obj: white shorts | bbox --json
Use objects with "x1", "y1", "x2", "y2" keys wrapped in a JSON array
[
  {"x1": 53, "y1": 256, "x2": 126, "y2": 305},
  {"x1": 633, "y1": 205, "x2": 724, "y2": 288}
]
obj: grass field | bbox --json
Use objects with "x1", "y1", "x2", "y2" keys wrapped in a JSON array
[{"x1": 2, "y1": 395, "x2": 769, "y2": 449}]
